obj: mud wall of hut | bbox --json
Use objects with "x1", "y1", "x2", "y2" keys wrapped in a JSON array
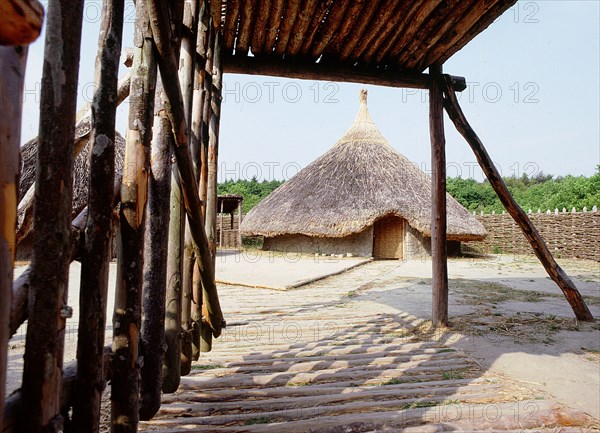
[
  {"x1": 465, "y1": 209, "x2": 600, "y2": 261},
  {"x1": 263, "y1": 227, "x2": 375, "y2": 257},
  {"x1": 405, "y1": 225, "x2": 462, "y2": 258}
]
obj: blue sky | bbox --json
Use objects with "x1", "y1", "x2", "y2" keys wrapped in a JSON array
[{"x1": 21, "y1": 1, "x2": 600, "y2": 182}]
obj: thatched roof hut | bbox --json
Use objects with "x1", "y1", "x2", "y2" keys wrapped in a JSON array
[{"x1": 241, "y1": 90, "x2": 486, "y2": 259}]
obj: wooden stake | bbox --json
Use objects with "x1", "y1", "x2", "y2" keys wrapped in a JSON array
[
  {"x1": 429, "y1": 64, "x2": 448, "y2": 328},
  {"x1": 72, "y1": 1, "x2": 124, "y2": 431},
  {"x1": 20, "y1": 1, "x2": 84, "y2": 431},
  {"x1": 111, "y1": 0, "x2": 157, "y2": 430},
  {"x1": 205, "y1": 29, "x2": 223, "y2": 263},
  {"x1": 443, "y1": 76, "x2": 594, "y2": 322},
  {"x1": 139, "y1": 90, "x2": 173, "y2": 420},
  {"x1": 180, "y1": 0, "x2": 199, "y2": 378},
  {"x1": 237, "y1": 200, "x2": 243, "y2": 249},
  {"x1": 0, "y1": 44, "x2": 27, "y2": 433}
]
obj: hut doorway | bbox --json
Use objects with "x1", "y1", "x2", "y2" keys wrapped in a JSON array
[{"x1": 373, "y1": 215, "x2": 404, "y2": 259}]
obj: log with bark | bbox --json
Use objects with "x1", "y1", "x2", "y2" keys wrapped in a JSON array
[
  {"x1": 442, "y1": 75, "x2": 594, "y2": 322},
  {"x1": 0, "y1": 0, "x2": 43, "y2": 46}
]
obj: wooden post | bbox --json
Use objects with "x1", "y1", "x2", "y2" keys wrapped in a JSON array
[
  {"x1": 199, "y1": 20, "x2": 214, "y2": 214},
  {"x1": 20, "y1": 1, "x2": 84, "y2": 431},
  {"x1": 111, "y1": 0, "x2": 157, "y2": 430},
  {"x1": 139, "y1": 88, "x2": 172, "y2": 420},
  {"x1": 0, "y1": 44, "x2": 28, "y2": 433},
  {"x1": 443, "y1": 77, "x2": 594, "y2": 322},
  {"x1": 205, "y1": 27, "x2": 223, "y2": 264},
  {"x1": 162, "y1": 169, "x2": 185, "y2": 393},
  {"x1": 237, "y1": 200, "x2": 243, "y2": 249},
  {"x1": 180, "y1": 0, "x2": 199, "y2": 378},
  {"x1": 72, "y1": 1, "x2": 124, "y2": 431},
  {"x1": 429, "y1": 64, "x2": 448, "y2": 328},
  {"x1": 190, "y1": 0, "x2": 210, "y2": 362},
  {"x1": 219, "y1": 198, "x2": 224, "y2": 247}
]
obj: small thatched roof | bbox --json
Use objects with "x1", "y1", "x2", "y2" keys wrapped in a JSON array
[
  {"x1": 241, "y1": 90, "x2": 486, "y2": 242},
  {"x1": 19, "y1": 119, "x2": 126, "y2": 217}
]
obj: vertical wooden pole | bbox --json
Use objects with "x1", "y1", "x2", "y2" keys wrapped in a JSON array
[
  {"x1": 139, "y1": 90, "x2": 172, "y2": 420},
  {"x1": 111, "y1": 1, "x2": 157, "y2": 431},
  {"x1": 219, "y1": 199, "x2": 224, "y2": 247},
  {"x1": 429, "y1": 64, "x2": 448, "y2": 328},
  {"x1": 20, "y1": 1, "x2": 84, "y2": 431},
  {"x1": 199, "y1": 21, "x2": 214, "y2": 214},
  {"x1": 237, "y1": 200, "x2": 243, "y2": 249},
  {"x1": 72, "y1": 1, "x2": 124, "y2": 431},
  {"x1": 205, "y1": 26, "x2": 223, "y2": 264},
  {"x1": 191, "y1": 1, "x2": 209, "y2": 362},
  {"x1": 0, "y1": 44, "x2": 28, "y2": 432},
  {"x1": 180, "y1": 0, "x2": 199, "y2": 378}
]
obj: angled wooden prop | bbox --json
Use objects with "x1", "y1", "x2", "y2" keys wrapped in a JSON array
[{"x1": 442, "y1": 75, "x2": 594, "y2": 322}]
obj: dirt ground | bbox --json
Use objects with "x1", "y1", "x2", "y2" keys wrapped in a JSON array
[{"x1": 7, "y1": 253, "x2": 600, "y2": 428}]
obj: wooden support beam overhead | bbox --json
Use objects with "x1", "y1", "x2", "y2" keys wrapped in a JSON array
[
  {"x1": 19, "y1": 1, "x2": 85, "y2": 431},
  {"x1": 72, "y1": 0, "x2": 124, "y2": 431},
  {"x1": 225, "y1": 56, "x2": 467, "y2": 92},
  {"x1": 285, "y1": 0, "x2": 320, "y2": 57},
  {"x1": 298, "y1": 0, "x2": 332, "y2": 57},
  {"x1": 352, "y1": 2, "x2": 406, "y2": 62},
  {"x1": 265, "y1": 0, "x2": 285, "y2": 53},
  {"x1": 387, "y1": 0, "x2": 442, "y2": 60},
  {"x1": 273, "y1": 0, "x2": 301, "y2": 56},
  {"x1": 222, "y1": 0, "x2": 239, "y2": 56},
  {"x1": 420, "y1": 0, "x2": 515, "y2": 70},
  {"x1": 306, "y1": 0, "x2": 350, "y2": 59},
  {"x1": 322, "y1": 1, "x2": 366, "y2": 57},
  {"x1": 0, "y1": 44, "x2": 27, "y2": 433},
  {"x1": 429, "y1": 64, "x2": 448, "y2": 328},
  {"x1": 360, "y1": 2, "x2": 414, "y2": 65},
  {"x1": 251, "y1": 0, "x2": 272, "y2": 55},
  {"x1": 235, "y1": 0, "x2": 256, "y2": 56},
  {"x1": 443, "y1": 76, "x2": 594, "y2": 322},
  {"x1": 372, "y1": 2, "x2": 426, "y2": 64},
  {"x1": 337, "y1": 0, "x2": 382, "y2": 62},
  {"x1": 397, "y1": 0, "x2": 463, "y2": 67}
]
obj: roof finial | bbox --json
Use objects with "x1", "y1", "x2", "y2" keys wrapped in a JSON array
[{"x1": 360, "y1": 88, "x2": 367, "y2": 105}]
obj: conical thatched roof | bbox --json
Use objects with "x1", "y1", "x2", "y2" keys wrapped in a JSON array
[{"x1": 241, "y1": 90, "x2": 486, "y2": 241}]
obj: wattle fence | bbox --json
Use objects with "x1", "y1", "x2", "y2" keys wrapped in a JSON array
[{"x1": 466, "y1": 207, "x2": 600, "y2": 261}]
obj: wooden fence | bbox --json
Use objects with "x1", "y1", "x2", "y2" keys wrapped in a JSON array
[{"x1": 466, "y1": 207, "x2": 600, "y2": 261}]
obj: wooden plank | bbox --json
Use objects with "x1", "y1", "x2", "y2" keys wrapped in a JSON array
[
  {"x1": 18, "y1": 1, "x2": 84, "y2": 431},
  {"x1": 429, "y1": 64, "x2": 448, "y2": 328},
  {"x1": 304, "y1": 1, "x2": 348, "y2": 59},
  {"x1": 387, "y1": 0, "x2": 442, "y2": 61},
  {"x1": 290, "y1": 0, "x2": 330, "y2": 57},
  {"x1": 338, "y1": 1, "x2": 382, "y2": 62},
  {"x1": 110, "y1": 0, "x2": 157, "y2": 430},
  {"x1": 273, "y1": 0, "x2": 301, "y2": 56},
  {"x1": 71, "y1": 0, "x2": 124, "y2": 431},
  {"x1": 402, "y1": 0, "x2": 477, "y2": 70},
  {"x1": 443, "y1": 77, "x2": 594, "y2": 322},
  {"x1": 225, "y1": 56, "x2": 432, "y2": 90},
  {"x1": 320, "y1": 1, "x2": 365, "y2": 59},
  {"x1": 222, "y1": 0, "x2": 238, "y2": 56},
  {"x1": 250, "y1": 0, "x2": 271, "y2": 55},
  {"x1": 264, "y1": 0, "x2": 285, "y2": 53},
  {"x1": 420, "y1": 0, "x2": 514, "y2": 70},
  {"x1": 0, "y1": 44, "x2": 27, "y2": 433},
  {"x1": 234, "y1": 0, "x2": 256, "y2": 56},
  {"x1": 352, "y1": 2, "x2": 407, "y2": 62}
]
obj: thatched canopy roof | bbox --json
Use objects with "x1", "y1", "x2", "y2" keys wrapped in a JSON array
[{"x1": 241, "y1": 90, "x2": 486, "y2": 242}]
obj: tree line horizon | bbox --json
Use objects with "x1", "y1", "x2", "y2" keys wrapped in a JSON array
[{"x1": 219, "y1": 166, "x2": 600, "y2": 214}]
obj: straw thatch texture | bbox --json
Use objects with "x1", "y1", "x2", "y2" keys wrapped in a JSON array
[
  {"x1": 241, "y1": 90, "x2": 486, "y2": 242},
  {"x1": 19, "y1": 123, "x2": 126, "y2": 217}
]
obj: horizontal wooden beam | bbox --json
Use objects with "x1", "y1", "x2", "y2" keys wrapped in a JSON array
[{"x1": 224, "y1": 56, "x2": 466, "y2": 91}]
